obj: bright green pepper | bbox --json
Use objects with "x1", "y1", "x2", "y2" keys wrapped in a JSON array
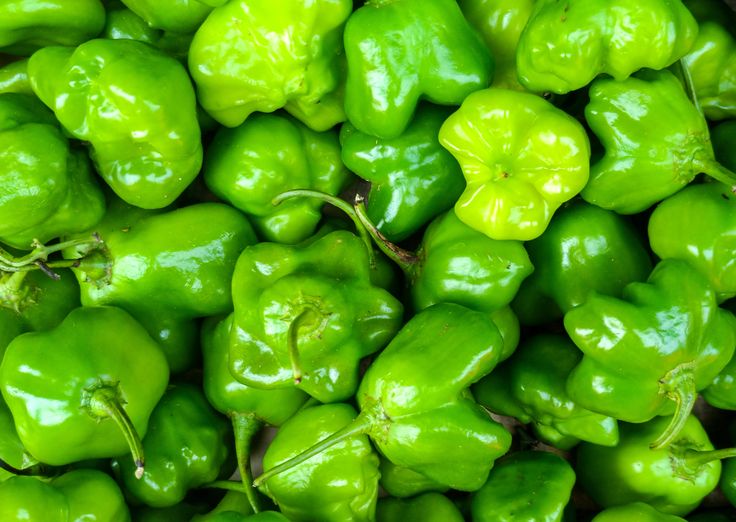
[
  {"x1": 474, "y1": 334, "x2": 619, "y2": 449},
  {"x1": 114, "y1": 383, "x2": 231, "y2": 508},
  {"x1": 340, "y1": 105, "x2": 465, "y2": 242},
  {"x1": 197, "y1": 512, "x2": 290, "y2": 522},
  {"x1": 565, "y1": 259, "x2": 736, "y2": 449},
  {"x1": 344, "y1": 0, "x2": 492, "y2": 139},
  {"x1": 649, "y1": 182, "x2": 736, "y2": 302},
  {"x1": 64, "y1": 200, "x2": 257, "y2": 373},
  {"x1": 259, "y1": 403, "x2": 380, "y2": 522},
  {"x1": 376, "y1": 492, "x2": 464, "y2": 522},
  {"x1": 0, "y1": 306, "x2": 169, "y2": 473},
  {"x1": 0, "y1": 394, "x2": 37, "y2": 473},
  {"x1": 516, "y1": 0, "x2": 698, "y2": 94},
  {"x1": 189, "y1": 0, "x2": 350, "y2": 131},
  {"x1": 0, "y1": 470, "x2": 130, "y2": 521},
  {"x1": 0, "y1": 93, "x2": 105, "y2": 249},
  {"x1": 591, "y1": 503, "x2": 686, "y2": 522},
  {"x1": 229, "y1": 230, "x2": 403, "y2": 403},
  {"x1": 439, "y1": 88, "x2": 590, "y2": 241},
  {"x1": 582, "y1": 69, "x2": 736, "y2": 214},
  {"x1": 28, "y1": 39, "x2": 203, "y2": 209},
  {"x1": 378, "y1": 458, "x2": 447, "y2": 498},
  {"x1": 205, "y1": 113, "x2": 351, "y2": 244},
  {"x1": 0, "y1": 0, "x2": 106, "y2": 55},
  {"x1": 471, "y1": 450, "x2": 575, "y2": 522},
  {"x1": 256, "y1": 303, "x2": 512, "y2": 492},
  {"x1": 577, "y1": 415, "x2": 732, "y2": 516},
  {"x1": 722, "y1": 453, "x2": 736, "y2": 508},
  {"x1": 0, "y1": 59, "x2": 30, "y2": 94},
  {"x1": 459, "y1": 0, "x2": 535, "y2": 90},
  {"x1": 120, "y1": 0, "x2": 222, "y2": 33},
  {"x1": 512, "y1": 201, "x2": 652, "y2": 325}
]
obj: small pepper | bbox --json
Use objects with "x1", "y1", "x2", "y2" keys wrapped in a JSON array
[
  {"x1": 0, "y1": 59, "x2": 31, "y2": 94},
  {"x1": 591, "y1": 503, "x2": 686, "y2": 522},
  {"x1": 378, "y1": 458, "x2": 447, "y2": 499},
  {"x1": 119, "y1": 0, "x2": 221, "y2": 33},
  {"x1": 376, "y1": 492, "x2": 464, "y2": 522}
]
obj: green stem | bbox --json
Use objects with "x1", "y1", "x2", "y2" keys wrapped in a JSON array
[
  {"x1": 252, "y1": 408, "x2": 375, "y2": 487},
  {"x1": 0, "y1": 235, "x2": 101, "y2": 278},
  {"x1": 650, "y1": 369, "x2": 697, "y2": 450},
  {"x1": 678, "y1": 59, "x2": 702, "y2": 116},
  {"x1": 693, "y1": 156, "x2": 736, "y2": 188},
  {"x1": 201, "y1": 480, "x2": 247, "y2": 493},
  {"x1": 232, "y1": 413, "x2": 263, "y2": 513},
  {"x1": 287, "y1": 310, "x2": 314, "y2": 385},
  {"x1": 683, "y1": 447, "x2": 736, "y2": 468}
]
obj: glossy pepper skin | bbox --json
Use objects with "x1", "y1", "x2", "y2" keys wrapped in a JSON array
[
  {"x1": 512, "y1": 201, "x2": 652, "y2": 325},
  {"x1": 459, "y1": 0, "x2": 535, "y2": 91},
  {"x1": 565, "y1": 259, "x2": 736, "y2": 449},
  {"x1": 0, "y1": 93, "x2": 105, "y2": 249},
  {"x1": 229, "y1": 230, "x2": 403, "y2": 403},
  {"x1": 28, "y1": 39, "x2": 203, "y2": 209},
  {"x1": 376, "y1": 492, "x2": 464, "y2": 522},
  {"x1": 0, "y1": 393, "x2": 37, "y2": 472},
  {"x1": 340, "y1": 105, "x2": 465, "y2": 242},
  {"x1": 205, "y1": 113, "x2": 351, "y2": 244},
  {"x1": 577, "y1": 415, "x2": 726, "y2": 516},
  {"x1": 189, "y1": 0, "x2": 350, "y2": 131},
  {"x1": 344, "y1": 0, "x2": 492, "y2": 139},
  {"x1": 64, "y1": 200, "x2": 257, "y2": 373},
  {"x1": 259, "y1": 403, "x2": 380, "y2": 522},
  {"x1": 474, "y1": 334, "x2": 619, "y2": 449},
  {"x1": 120, "y1": 0, "x2": 222, "y2": 33},
  {"x1": 582, "y1": 69, "x2": 735, "y2": 214},
  {"x1": 471, "y1": 451, "x2": 575, "y2": 522},
  {"x1": 439, "y1": 88, "x2": 590, "y2": 241},
  {"x1": 0, "y1": 59, "x2": 31, "y2": 94},
  {"x1": 0, "y1": 470, "x2": 130, "y2": 522},
  {"x1": 591, "y1": 503, "x2": 686, "y2": 522},
  {"x1": 0, "y1": 0, "x2": 105, "y2": 55},
  {"x1": 649, "y1": 182, "x2": 736, "y2": 302},
  {"x1": 257, "y1": 304, "x2": 512, "y2": 492},
  {"x1": 516, "y1": 0, "x2": 698, "y2": 94},
  {"x1": 0, "y1": 306, "x2": 169, "y2": 469},
  {"x1": 378, "y1": 458, "x2": 447, "y2": 498}
]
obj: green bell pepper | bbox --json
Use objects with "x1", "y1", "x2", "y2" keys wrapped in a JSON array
[
  {"x1": 28, "y1": 38, "x2": 203, "y2": 209},
  {"x1": 565, "y1": 259, "x2": 736, "y2": 449},
  {"x1": 0, "y1": 93, "x2": 105, "y2": 250},
  {"x1": 591, "y1": 503, "x2": 686, "y2": 522},
  {"x1": 471, "y1": 450, "x2": 575, "y2": 522},
  {"x1": 0, "y1": 59, "x2": 30, "y2": 94},
  {"x1": 343, "y1": 0, "x2": 492, "y2": 139},
  {"x1": 259, "y1": 403, "x2": 380, "y2": 522},
  {"x1": 474, "y1": 334, "x2": 619, "y2": 449},
  {"x1": 582, "y1": 69, "x2": 736, "y2": 214},
  {"x1": 0, "y1": 0, "x2": 105, "y2": 55},
  {"x1": 119, "y1": 0, "x2": 221, "y2": 34},
  {"x1": 339, "y1": 105, "x2": 465, "y2": 242},
  {"x1": 439, "y1": 87, "x2": 590, "y2": 241},
  {"x1": 205, "y1": 113, "x2": 351, "y2": 244},
  {"x1": 114, "y1": 383, "x2": 231, "y2": 508},
  {"x1": 376, "y1": 492, "x2": 464, "y2": 522},
  {"x1": 516, "y1": 0, "x2": 698, "y2": 94},
  {"x1": 0, "y1": 470, "x2": 130, "y2": 521},
  {"x1": 512, "y1": 200, "x2": 652, "y2": 325},
  {"x1": 189, "y1": 0, "x2": 350, "y2": 131},
  {"x1": 256, "y1": 303, "x2": 512, "y2": 492},
  {"x1": 229, "y1": 229, "x2": 403, "y2": 403},
  {"x1": 0, "y1": 306, "x2": 169, "y2": 475}
]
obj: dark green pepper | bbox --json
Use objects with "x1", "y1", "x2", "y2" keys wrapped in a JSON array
[
  {"x1": 376, "y1": 492, "x2": 464, "y2": 522},
  {"x1": 712, "y1": 120, "x2": 736, "y2": 171}
]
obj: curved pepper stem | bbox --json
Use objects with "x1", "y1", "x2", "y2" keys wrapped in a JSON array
[
  {"x1": 232, "y1": 413, "x2": 263, "y2": 513},
  {"x1": 650, "y1": 368, "x2": 697, "y2": 450},
  {"x1": 683, "y1": 447, "x2": 736, "y2": 468},
  {"x1": 0, "y1": 235, "x2": 102, "y2": 279},
  {"x1": 677, "y1": 59, "x2": 702, "y2": 116},
  {"x1": 0, "y1": 458, "x2": 56, "y2": 477},
  {"x1": 287, "y1": 310, "x2": 314, "y2": 385},
  {"x1": 692, "y1": 155, "x2": 736, "y2": 190}
]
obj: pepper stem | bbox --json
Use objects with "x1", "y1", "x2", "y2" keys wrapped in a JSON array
[
  {"x1": 231, "y1": 413, "x2": 263, "y2": 513},
  {"x1": 650, "y1": 368, "x2": 697, "y2": 450},
  {"x1": 0, "y1": 235, "x2": 102, "y2": 279},
  {"x1": 84, "y1": 384, "x2": 145, "y2": 479},
  {"x1": 678, "y1": 59, "x2": 702, "y2": 116},
  {"x1": 201, "y1": 480, "x2": 248, "y2": 493},
  {"x1": 287, "y1": 311, "x2": 311, "y2": 385},
  {"x1": 252, "y1": 408, "x2": 375, "y2": 487},
  {"x1": 693, "y1": 156, "x2": 736, "y2": 189},
  {"x1": 683, "y1": 447, "x2": 736, "y2": 469}
]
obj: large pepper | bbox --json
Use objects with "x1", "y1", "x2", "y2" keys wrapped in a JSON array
[
  {"x1": 259, "y1": 403, "x2": 380, "y2": 522},
  {"x1": 565, "y1": 259, "x2": 736, "y2": 449},
  {"x1": 0, "y1": 0, "x2": 106, "y2": 55},
  {"x1": 28, "y1": 38, "x2": 203, "y2": 209},
  {"x1": 649, "y1": 182, "x2": 736, "y2": 302},
  {"x1": 204, "y1": 113, "x2": 351, "y2": 244},
  {"x1": 189, "y1": 0, "x2": 350, "y2": 131},
  {"x1": 340, "y1": 105, "x2": 465, "y2": 242},
  {"x1": 512, "y1": 201, "x2": 652, "y2": 325},
  {"x1": 0, "y1": 93, "x2": 105, "y2": 249},
  {"x1": 114, "y1": 383, "x2": 231, "y2": 508},
  {"x1": 474, "y1": 334, "x2": 619, "y2": 449},
  {"x1": 376, "y1": 492, "x2": 464, "y2": 522},
  {"x1": 582, "y1": 69, "x2": 736, "y2": 214},
  {"x1": 63, "y1": 199, "x2": 257, "y2": 373},
  {"x1": 0, "y1": 306, "x2": 169, "y2": 474},
  {"x1": 0, "y1": 470, "x2": 130, "y2": 521},
  {"x1": 439, "y1": 87, "x2": 590, "y2": 241},
  {"x1": 576, "y1": 415, "x2": 733, "y2": 516},
  {"x1": 516, "y1": 0, "x2": 698, "y2": 94},
  {"x1": 591, "y1": 503, "x2": 686, "y2": 522},
  {"x1": 229, "y1": 229, "x2": 403, "y2": 403},
  {"x1": 255, "y1": 303, "x2": 512, "y2": 492},
  {"x1": 471, "y1": 451, "x2": 576, "y2": 522}
]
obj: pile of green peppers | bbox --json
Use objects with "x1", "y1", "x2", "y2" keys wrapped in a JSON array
[{"x1": 2, "y1": 0, "x2": 736, "y2": 520}]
